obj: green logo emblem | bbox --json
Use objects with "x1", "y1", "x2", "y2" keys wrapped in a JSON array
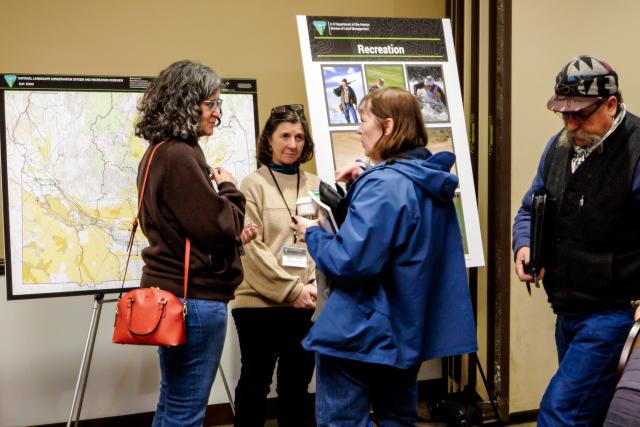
[
  {"x1": 4, "y1": 75, "x2": 17, "y2": 88},
  {"x1": 312, "y1": 20, "x2": 328, "y2": 36}
]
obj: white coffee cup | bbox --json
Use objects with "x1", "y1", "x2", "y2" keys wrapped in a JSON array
[{"x1": 296, "y1": 196, "x2": 317, "y2": 218}]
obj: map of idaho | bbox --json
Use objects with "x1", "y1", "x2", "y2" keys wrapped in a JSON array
[{"x1": 3, "y1": 89, "x2": 257, "y2": 297}]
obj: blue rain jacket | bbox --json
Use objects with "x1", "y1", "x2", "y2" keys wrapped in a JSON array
[{"x1": 303, "y1": 148, "x2": 477, "y2": 368}]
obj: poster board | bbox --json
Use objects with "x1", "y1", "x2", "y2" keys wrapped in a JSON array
[
  {"x1": 0, "y1": 73, "x2": 259, "y2": 299},
  {"x1": 296, "y1": 16, "x2": 484, "y2": 267}
]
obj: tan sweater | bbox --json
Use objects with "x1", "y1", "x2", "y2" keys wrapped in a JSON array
[{"x1": 232, "y1": 166, "x2": 320, "y2": 308}]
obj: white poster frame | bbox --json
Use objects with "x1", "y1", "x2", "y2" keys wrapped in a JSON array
[{"x1": 296, "y1": 16, "x2": 484, "y2": 267}]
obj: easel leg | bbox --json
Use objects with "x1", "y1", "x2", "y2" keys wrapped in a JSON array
[
  {"x1": 67, "y1": 293, "x2": 105, "y2": 427},
  {"x1": 218, "y1": 364, "x2": 235, "y2": 416}
]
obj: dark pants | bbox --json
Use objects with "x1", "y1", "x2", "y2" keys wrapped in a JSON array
[
  {"x1": 232, "y1": 307, "x2": 315, "y2": 427},
  {"x1": 315, "y1": 354, "x2": 420, "y2": 427},
  {"x1": 604, "y1": 335, "x2": 640, "y2": 426}
]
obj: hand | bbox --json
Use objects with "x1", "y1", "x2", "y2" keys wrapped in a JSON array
[
  {"x1": 514, "y1": 247, "x2": 533, "y2": 282},
  {"x1": 292, "y1": 284, "x2": 317, "y2": 309},
  {"x1": 211, "y1": 167, "x2": 236, "y2": 185},
  {"x1": 635, "y1": 305, "x2": 640, "y2": 322},
  {"x1": 514, "y1": 246, "x2": 545, "y2": 282},
  {"x1": 335, "y1": 162, "x2": 365, "y2": 183},
  {"x1": 289, "y1": 216, "x2": 319, "y2": 243},
  {"x1": 241, "y1": 223, "x2": 257, "y2": 245}
]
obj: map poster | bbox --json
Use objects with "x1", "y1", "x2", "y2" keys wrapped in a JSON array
[
  {"x1": 297, "y1": 16, "x2": 484, "y2": 268},
  {"x1": 0, "y1": 73, "x2": 259, "y2": 299}
]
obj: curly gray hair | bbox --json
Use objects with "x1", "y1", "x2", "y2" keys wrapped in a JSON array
[{"x1": 135, "y1": 60, "x2": 221, "y2": 143}]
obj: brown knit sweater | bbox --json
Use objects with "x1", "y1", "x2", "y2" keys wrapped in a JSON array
[
  {"x1": 137, "y1": 139, "x2": 246, "y2": 301},
  {"x1": 231, "y1": 166, "x2": 320, "y2": 308}
]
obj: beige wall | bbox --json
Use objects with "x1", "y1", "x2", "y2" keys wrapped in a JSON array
[
  {"x1": 1, "y1": 0, "x2": 443, "y2": 260},
  {"x1": 510, "y1": 0, "x2": 640, "y2": 413},
  {"x1": 0, "y1": 1, "x2": 447, "y2": 425}
]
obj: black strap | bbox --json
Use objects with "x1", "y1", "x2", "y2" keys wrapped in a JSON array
[
  {"x1": 471, "y1": 352, "x2": 503, "y2": 425},
  {"x1": 267, "y1": 167, "x2": 300, "y2": 218}
]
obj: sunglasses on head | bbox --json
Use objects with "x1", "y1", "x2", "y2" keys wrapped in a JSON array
[{"x1": 271, "y1": 104, "x2": 304, "y2": 115}]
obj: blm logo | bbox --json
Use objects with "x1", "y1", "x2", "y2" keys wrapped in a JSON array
[
  {"x1": 4, "y1": 75, "x2": 17, "y2": 88},
  {"x1": 312, "y1": 20, "x2": 328, "y2": 36}
]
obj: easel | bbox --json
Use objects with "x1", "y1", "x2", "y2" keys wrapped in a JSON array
[
  {"x1": 66, "y1": 292, "x2": 236, "y2": 426},
  {"x1": 67, "y1": 293, "x2": 114, "y2": 427}
]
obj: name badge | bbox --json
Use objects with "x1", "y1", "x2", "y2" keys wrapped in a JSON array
[{"x1": 282, "y1": 245, "x2": 308, "y2": 268}]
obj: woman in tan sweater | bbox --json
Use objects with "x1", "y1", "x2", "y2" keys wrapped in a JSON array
[{"x1": 232, "y1": 104, "x2": 319, "y2": 427}]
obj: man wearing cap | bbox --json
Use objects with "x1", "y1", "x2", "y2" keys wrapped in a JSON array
[
  {"x1": 513, "y1": 55, "x2": 640, "y2": 425},
  {"x1": 333, "y1": 78, "x2": 358, "y2": 124}
]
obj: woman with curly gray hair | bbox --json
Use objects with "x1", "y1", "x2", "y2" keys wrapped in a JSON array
[{"x1": 135, "y1": 60, "x2": 255, "y2": 427}]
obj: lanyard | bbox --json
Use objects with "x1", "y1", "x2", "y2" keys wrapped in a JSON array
[{"x1": 267, "y1": 167, "x2": 300, "y2": 218}]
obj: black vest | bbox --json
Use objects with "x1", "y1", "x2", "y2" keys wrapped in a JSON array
[{"x1": 542, "y1": 113, "x2": 640, "y2": 314}]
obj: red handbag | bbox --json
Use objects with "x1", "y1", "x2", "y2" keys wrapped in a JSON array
[{"x1": 113, "y1": 141, "x2": 190, "y2": 347}]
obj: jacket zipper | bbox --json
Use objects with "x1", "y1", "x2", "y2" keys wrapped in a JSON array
[{"x1": 579, "y1": 195, "x2": 584, "y2": 214}]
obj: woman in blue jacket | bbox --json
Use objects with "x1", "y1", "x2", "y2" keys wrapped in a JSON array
[{"x1": 291, "y1": 87, "x2": 477, "y2": 426}]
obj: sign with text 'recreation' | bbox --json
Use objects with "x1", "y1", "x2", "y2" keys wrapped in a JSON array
[{"x1": 297, "y1": 16, "x2": 484, "y2": 267}]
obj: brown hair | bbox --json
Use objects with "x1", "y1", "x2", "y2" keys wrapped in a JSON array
[
  {"x1": 358, "y1": 87, "x2": 428, "y2": 161},
  {"x1": 256, "y1": 107, "x2": 315, "y2": 166}
]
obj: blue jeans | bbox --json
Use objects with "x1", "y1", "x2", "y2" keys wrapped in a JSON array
[
  {"x1": 343, "y1": 103, "x2": 358, "y2": 123},
  {"x1": 315, "y1": 354, "x2": 419, "y2": 427},
  {"x1": 152, "y1": 298, "x2": 228, "y2": 427},
  {"x1": 538, "y1": 308, "x2": 634, "y2": 427}
]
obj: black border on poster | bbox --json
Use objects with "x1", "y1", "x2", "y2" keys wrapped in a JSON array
[
  {"x1": 0, "y1": 73, "x2": 259, "y2": 300},
  {"x1": 305, "y1": 16, "x2": 447, "y2": 62}
]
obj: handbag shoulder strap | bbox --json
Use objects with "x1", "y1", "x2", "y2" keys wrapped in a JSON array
[
  {"x1": 183, "y1": 238, "x2": 190, "y2": 303},
  {"x1": 617, "y1": 320, "x2": 640, "y2": 383},
  {"x1": 120, "y1": 140, "x2": 190, "y2": 301}
]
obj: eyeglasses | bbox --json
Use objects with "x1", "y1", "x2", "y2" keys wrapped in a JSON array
[
  {"x1": 203, "y1": 99, "x2": 223, "y2": 111},
  {"x1": 557, "y1": 99, "x2": 604, "y2": 124},
  {"x1": 271, "y1": 104, "x2": 304, "y2": 115}
]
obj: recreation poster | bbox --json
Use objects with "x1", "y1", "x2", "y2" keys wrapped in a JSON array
[{"x1": 296, "y1": 16, "x2": 484, "y2": 267}]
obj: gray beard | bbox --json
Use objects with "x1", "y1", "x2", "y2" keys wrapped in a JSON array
[{"x1": 557, "y1": 129, "x2": 602, "y2": 149}]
